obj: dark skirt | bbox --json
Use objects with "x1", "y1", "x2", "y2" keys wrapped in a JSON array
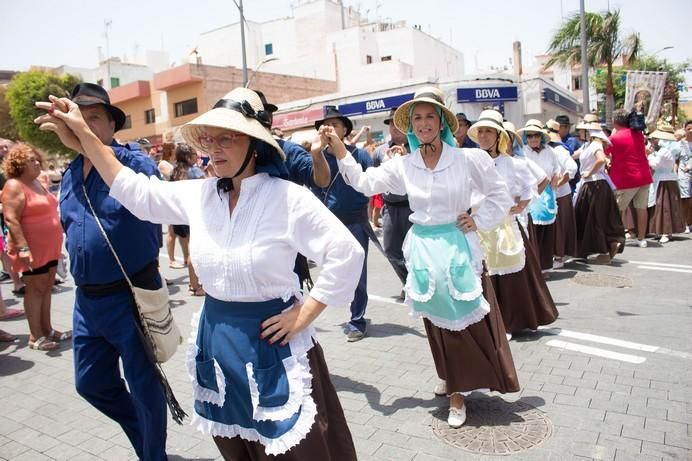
[
  {"x1": 553, "y1": 194, "x2": 577, "y2": 258},
  {"x1": 526, "y1": 215, "x2": 539, "y2": 262},
  {"x1": 534, "y1": 223, "x2": 555, "y2": 270},
  {"x1": 213, "y1": 343, "x2": 357, "y2": 461},
  {"x1": 423, "y1": 273, "x2": 520, "y2": 395},
  {"x1": 575, "y1": 180, "x2": 625, "y2": 258},
  {"x1": 648, "y1": 181, "x2": 685, "y2": 235},
  {"x1": 492, "y1": 224, "x2": 558, "y2": 333}
]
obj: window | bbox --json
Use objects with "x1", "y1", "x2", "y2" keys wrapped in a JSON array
[
  {"x1": 174, "y1": 98, "x2": 198, "y2": 117},
  {"x1": 264, "y1": 43, "x2": 273, "y2": 56},
  {"x1": 122, "y1": 115, "x2": 132, "y2": 130},
  {"x1": 110, "y1": 77, "x2": 120, "y2": 88},
  {"x1": 572, "y1": 76, "x2": 582, "y2": 90},
  {"x1": 381, "y1": 56, "x2": 392, "y2": 62},
  {"x1": 366, "y1": 55, "x2": 373, "y2": 64},
  {"x1": 145, "y1": 109, "x2": 156, "y2": 124}
]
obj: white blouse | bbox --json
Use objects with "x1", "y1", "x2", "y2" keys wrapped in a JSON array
[
  {"x1": 110, "y1": 168, "x2": 364, "y2": 306},
  {"x1": 648, "y1": 147, "x2": 677, "y2": 182},
  {"x1": 579, "y1": 142, "x2": 609, "y2": 182},
  {"x1": 494, "y1": 154, "x2": 537, "y2": 203},
  {"x1": 552, "y1": 144, "x2": 578, "y2": 198},
  {"x1": 523, "y1": 145, "x2": 561, "y2": 179},
  {"x1": 337, "y1": 143, "x2": 513, "y2": 231}
]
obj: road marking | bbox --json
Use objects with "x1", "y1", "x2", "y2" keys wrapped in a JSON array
[
  {"x1": 636, "y1": 265, "x2": 692, "y2": 274},
  {"x1": 546, "y1": 339, "x2": 647, "y2": 364},
  {"x1": 368, "y1": 294, "x2": 407, "y2": 306},
  {"x1": 628, "y1": 260, "x2": 692, "y2": 270},
  {"x1": 540, "y1": 328, "x2": 659, "y2": 352}
]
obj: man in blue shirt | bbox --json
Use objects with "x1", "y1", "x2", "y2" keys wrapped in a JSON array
[
  {"x1": 556, "y1": 114, "x2": 583, "y2": 191},
  {"x1": 58, "y1": 83, "x2": 168, "y2": 461},
  {"x1": 454, "y1": 112, "x2": 479, "y2": 148},
  {"x1": 314, "y1": 106, "x2": 373, "y2": 342}
]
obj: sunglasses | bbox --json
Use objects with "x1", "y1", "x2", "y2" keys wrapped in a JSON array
[
  {"x1": 198, "y1": 133, "x2": 244, "y2": 150},
  {"x1": 526, "y1": 133, "x2": 542, "y2": 139}
]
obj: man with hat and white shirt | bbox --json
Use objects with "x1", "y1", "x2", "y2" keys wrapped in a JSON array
[
  {"x1": 455, "y1": 112, "x2": 479, "y2": 148},
  {"x1": 372, "y1": 107, "x2": 412, "y2": 294},
  {"x1": 46, "y1": 83, "x2": 169, "y2": 460},
  {"x1": 314, "y1": 106, "x2": 373, "y2": 342}
]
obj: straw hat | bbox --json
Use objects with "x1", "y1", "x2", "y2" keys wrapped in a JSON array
[
  {"x1": 502, "y1": 121, "x2": 523, "y2": 146},
  {"x1": 393, "y1": 86, "x2": 458, "y2": 135},
  {"x1": 181, "y1": 87, "x2": 285, "y2": 160},
  {"x1": 517, "y1": 119, "x2": 550, "y2": 144},
  {"x1": 544, "y1": 119, "x2": 563, "y2": 143},
  {"x1": 468, "y1": 109, "x2": 510, "y2": 152},
  {"x1": 588, "y1": 129, "x2": 611, "y2": 144},
  {"x1": 576, "y1": 113, "x2": 600, "y2": 130},
  {"x1": 649, "y1": 123, "x2": 677, "y2": 141}
]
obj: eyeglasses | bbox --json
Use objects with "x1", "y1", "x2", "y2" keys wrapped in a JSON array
[
  {"x1": 526, "y1": 133, "x2": 542, "y2": 139},
  {"x1": 198, "y1": 133, "x2": 244, "y2": 150}
]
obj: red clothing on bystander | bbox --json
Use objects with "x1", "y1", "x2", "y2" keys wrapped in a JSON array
[{"x1": 606, "y1": 127, "x2": 653, "y2": 189}]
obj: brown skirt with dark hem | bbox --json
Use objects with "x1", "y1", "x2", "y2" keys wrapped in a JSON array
[
  {"x1": 492, "y1": 225, "x2": 558, "y2": 333},
  {"x1": 534, "y1": 223, "x2": 555, "y2": 270},
  {"x1": 212, "y1": 343, "x2": 357, "y2": 461},
  {"x1": 575, "y1": 180, "x2": 625, "y2": 258},
  {"x1": 423, "y1": 273, "x2": 520, "y2": 395},
  {"x1": 648, "y1": 181, "x2": 685, "y2": 235},
  {"x1": 553, "y1": 194, "x2": 577, "y2": 258}
]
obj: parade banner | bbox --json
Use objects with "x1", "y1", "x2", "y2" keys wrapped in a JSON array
[{"x1": 624, "y1": 71, "x2": 668, "y2": 124}]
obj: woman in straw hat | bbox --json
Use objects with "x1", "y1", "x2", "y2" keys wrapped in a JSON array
[
  {"x1": 468, "y1": 111, "x2": 558, "y2": 338},
  {"x1": 647, "y1": 125, "x2": 686, "y2": 243},
  {"x1": 35, "y1": 88, "x2": 363, "y2": 460},
  {"x1": 545, "y1": 119, "x2": 578, "y2": 268},
  {"x1": 327, "y1": 86, "x2": 519, "y2": 428},
  {"x1": 573, "y1": 125, "x2": 625, "y2": 264},
  {"x1": 518, "y1": 120, "x2": 562, "y2": 273}
]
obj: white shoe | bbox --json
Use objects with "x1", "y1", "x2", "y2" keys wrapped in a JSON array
[
  {"x1": 552, "y1": 258, "x2": 565, "y2": 269},
  {"x1": 684, "y1": 226, "x2": 691, "y2": 234},
  {"x1": 506, "y1": 332, "x2": 512, "y2": 341},
  {"x1": 659, "y1": 235, "x2": 670, "y2": 244},
  {"x1": 625, "y1": 231, "x2": 632, "y2": 239},
  {"x1": 433, "y1": 381, "x2": 447, "y2": 396},
  {"x1": 448, "y1": 404, "x2": 467, "y2": 428},
  {"x1": 637, "y1": 239, "x2": 648, "y2": 248}
]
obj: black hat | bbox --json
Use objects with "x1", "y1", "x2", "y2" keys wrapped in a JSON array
[
  {"x1": 383, "y1": 107, "x2": 397, "y2": 125},
  {"x1": 70, "y1": 83, "x2": 126, "y2": 132},
  {"x1": 455, "y1": 112, "x2": 473, "y2": 127},
  {"x1": 314, "y1": 105, "x2": 353, "y2": 136},
  {"x1": 555, "y1": 114, "x2": 571, "y2": 126},
  {"x1": 253, "y1": 89, "x2": 278, "y2": 113}
]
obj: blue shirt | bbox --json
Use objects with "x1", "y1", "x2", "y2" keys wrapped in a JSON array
[
  {"x1": 311, "y1": 144, "x2": 371, "y2": 222},
  {"x1": 561, "y1": 134, "x2": 581, "y2": 155},
  {"x1": 59, "y1": 142, "x2": 163, "y2": 286},
  {"x1": 460, "y1": 136, "x2": 479, "y2": 149},
  {"x1": 280, "y1": 139, "x2": 318, "y2": 187}
]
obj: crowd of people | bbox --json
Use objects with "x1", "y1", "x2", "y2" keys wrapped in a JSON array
[{"x1": 0, "y1": 79, "x2": 685, "y2": 460}]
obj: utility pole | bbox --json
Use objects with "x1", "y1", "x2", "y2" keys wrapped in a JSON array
[
  {"x1": 579, "y1": 0, "x2": 590, "y2": 113},
  {"x1": 238, "y1": 0, "x2": 248, "y2": 86},
  {"x1": 104, "y1": 19, "x2": 112, "y2": 88}
]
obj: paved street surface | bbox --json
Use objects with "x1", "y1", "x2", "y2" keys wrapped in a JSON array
[{"x1": 1, "y1": 233, "x2": 691, "y2": 461}]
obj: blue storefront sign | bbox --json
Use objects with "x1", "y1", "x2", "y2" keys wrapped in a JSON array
[
  {"x1": 542, "y1": 87, "x2": 581, "y2": 113},
  {"x1": 456, "y1": 86, "x2": 518, "y2": 103},
  {"x1": 338, "y1": 93, "x2": 414, "y2": 117}
]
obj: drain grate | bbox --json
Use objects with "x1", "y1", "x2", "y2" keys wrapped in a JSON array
[
  {"x1": 572, "y1": 273, "x2": 632, "y2": 288},
  {"x1": 432, "y1": 396, "x2": 552, "y2": 455}
]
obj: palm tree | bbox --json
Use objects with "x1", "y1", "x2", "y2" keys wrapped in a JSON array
[{"x1": 545, "y1": 9, "x2": 642, "y2": 125}]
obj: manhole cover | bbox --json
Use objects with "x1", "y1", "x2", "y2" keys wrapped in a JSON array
[
  {"x1": 572, "y1": 273, "x2": 632, "y2": 288},
  {"x1": 432, "y1": 397, "x2": 552, "y2": 455}
]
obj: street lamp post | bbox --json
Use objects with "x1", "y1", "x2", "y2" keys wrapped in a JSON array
[
  {"x1": 579, "y1": 0, "x2": 590, "y2": 113},
  {"x1": 652, "y1": 46, "x2": 674, "y2": 57},
  {"x1": 245, "y1": 57, "x2": 279, "y2": 88},
  {"x1": 238, "y1": 0, "x2": 248, "y2": 86}
]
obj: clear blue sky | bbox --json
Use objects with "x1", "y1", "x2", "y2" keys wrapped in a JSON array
[{"x1": 1, "y1": 0, "x2": 689, "y2": 73}]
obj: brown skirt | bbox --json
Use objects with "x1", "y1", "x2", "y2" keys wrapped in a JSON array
[
  {"x1": 648, "y1": 181, "x2": 685, "y2": 235},
  {"x1": 534, "y1": 223, "x2": 555, "y2": 270},
  {"x1": 492, "y1": 224, "x2": 558, "y2": 333},
  {"x1": 574, "y1": 180, "x2": 625, "y2": 258},
  {"x1": 526, "y1": 215, "x2": 540, "y2": 262},
  {"x1": 213, "y1": 343, "x2": 357, "y2": 461},
  {"x1": 423, "y1": 273, "x2": 520, "y2": 395},
  {"x1": 553, "y1": 194, "x2": 577, "y2": 258}
]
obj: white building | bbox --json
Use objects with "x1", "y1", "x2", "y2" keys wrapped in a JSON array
[{"x1": 192, "y1": 0, "x2": 464, "y2": 93}]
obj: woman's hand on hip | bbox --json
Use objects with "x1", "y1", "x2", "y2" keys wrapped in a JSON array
[
  {"x1": 260, "y1": 297, "x2": 327, "y2": 346},
  {"x1": 456, "y1": 212, "x2": 477, "y2": 233}
]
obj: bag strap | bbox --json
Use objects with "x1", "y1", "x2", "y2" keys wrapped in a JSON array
[{"x1": 81, "y1": 184, "x2": 136, "y2": 292}]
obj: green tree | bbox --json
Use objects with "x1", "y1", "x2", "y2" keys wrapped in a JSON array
[
  {"x1": 0, "y1": 86, "x2": 18, "y2": 140},
  {"x1": 545, "y1": 9, "x2": 642, "y2": 125},
  {"x1": 6, "y1": 70, "x2": 80, "y2": 155}
]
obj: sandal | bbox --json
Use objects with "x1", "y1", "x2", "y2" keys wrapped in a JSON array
[
  {"x1": 48, "y1": 329, "x2": 72, "y2": 342},
  {"x1": 189, "y1": 286, "x2": 205, "y2": 296},
  {"x1": 169, "y1": 261, "x2": 186, "y2": 269},
  {"x1": 0, "y1": 308, "x2": 25, "y2": 320},
  {"x1": 0, "y1": 329, "x2": 16, "y2": 342},
  {"x1": 28, "y1": 336, "x2": 59, "y2": 351},
  {"x1": 12, "y1": 286, "x2": 26, "y2": 296}
]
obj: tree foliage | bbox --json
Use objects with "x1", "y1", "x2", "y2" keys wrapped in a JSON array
[
  {"x1": 6, "y1": 70, "x2": 80, "y2": 155},
  {"x1": 0, "y1": 86, "x2": 18, "y2": 140}
]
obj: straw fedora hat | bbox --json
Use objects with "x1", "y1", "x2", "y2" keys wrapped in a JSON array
[
  {"x1": 468, "y1": 109, "x2": 510, "y2": 151},
  {"x1": 393, "y1": 86, "x2": 458, "y2": 135},
  {"x1": 588, "y1": 129, "x2": 611, "y2": 144},
  {"x1": 649, "y1": 123, "x2": 677, "y2": 141},
  {"x1": 502, "y1": 121, "x2": 523, "y2": 147},
  {"x1": 181, "y1": 87, "x2": 285, "y2": 160},
  {"x1": 576, "y1": 113, "x2": 600, "y2": 130},
  {"x1": 544, "y1": 119, "x2": 563, "y2": 143},
  {"x1": 517, "y1": 119, "x2": 550, "y2": 144}
]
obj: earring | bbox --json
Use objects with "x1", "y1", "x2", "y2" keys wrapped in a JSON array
[{"x1": 254, "y1": 153, "x2": 258, "y2": 158}]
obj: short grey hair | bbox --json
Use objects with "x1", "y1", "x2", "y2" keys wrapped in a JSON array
[{"x1": 612, "y1": 109, "x2": 629, "y2": 127}]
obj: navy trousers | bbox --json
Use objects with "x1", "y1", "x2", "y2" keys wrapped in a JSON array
[
  {"x1": 73, "y1": 289, "x2": 168, "y2": 461},
  {"x1": 345, "y1": 222, "x2": 370, "y2": 333}
]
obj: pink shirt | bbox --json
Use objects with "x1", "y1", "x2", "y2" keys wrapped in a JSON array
[{"x1": 606, "y1": 128, "x2": 653, "y2": 189}]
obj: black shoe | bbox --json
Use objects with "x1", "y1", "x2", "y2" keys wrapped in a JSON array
[
  {"x1": 12, "y1": 286, "x2": 26, "y2": 296},
  {"x1": 0, "y1": 272, "x2": 10, "y2": 283}
]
